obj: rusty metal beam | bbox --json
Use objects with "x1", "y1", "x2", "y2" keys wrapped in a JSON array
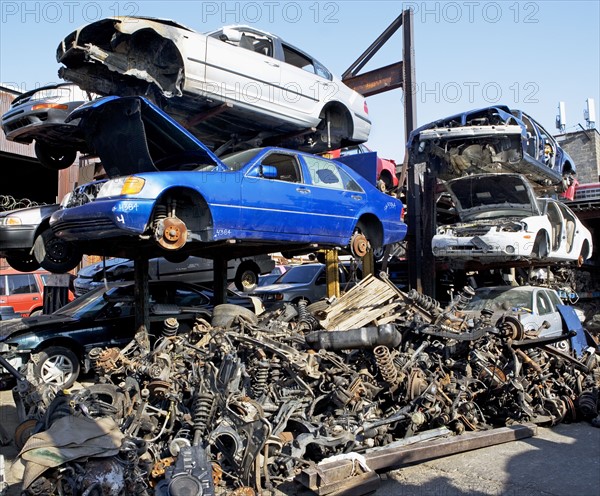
[
  {"x1": 325, "y1": 249, "x2": 340, "y2": 299},
  {"x1": 299, "y1": 424, "x2": 537, "y2": 494},
  {"x1": 342, "y1": 13, "x2": 404, "y2": 79},
  {"x1": 342, "y1": 62, "x2": 403, "y2": 98}
]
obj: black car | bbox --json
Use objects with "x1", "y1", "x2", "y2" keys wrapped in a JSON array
[{"x1": 0, "y1": 280, "x2": 250, "y2": 389}]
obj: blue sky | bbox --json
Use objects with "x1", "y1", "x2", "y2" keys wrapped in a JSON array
[{"x1": 1, "y1": 0, "x2": 599, "y2": 161}]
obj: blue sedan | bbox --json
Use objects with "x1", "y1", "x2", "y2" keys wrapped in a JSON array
[{"x1": 50, "y1": 96, "x2": 406, "y2": 260}]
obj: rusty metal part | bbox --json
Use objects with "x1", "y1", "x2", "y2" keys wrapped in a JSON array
[
  {"x1": 157, "y1": 216, "x2": 188, "y2": 250},
  {"x1": 14, "y1": 419, "x2": 38, "y2": 451},
  {"x1": 350, "y1": 232, "x2": 369, "y2": 258}
]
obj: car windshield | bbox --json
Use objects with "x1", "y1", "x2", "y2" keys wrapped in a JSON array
[
  {"x1": 276, "y1": 265, "x2": 322, "y2": 284},
  {"x1": 220, "y1": 148, "x2": 263, "y2": 171},
  {"x1": 463, "y1": 288, "x2": 533, "y2": 312},
  {"x1": 53, "y1": 285, "x2": 127, "y2": 319}
]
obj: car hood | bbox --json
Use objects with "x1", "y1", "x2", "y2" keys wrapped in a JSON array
[
  {"x1": 0, "y1": 314, "x2": 76, "y2": 342},
  {"x1": 76, "y1": 258, "x2": 131, "y2": 279},
  {"x1": 253, "y1": 283, "x2": 306, "y2": 294},
  {"x1": 0, "y1": 203, "x2": 60, "y2": 224},
  {"x1": 67, "y1": 96, "x2": 226, "y2": 177},
  {"x1": 444, "y1": 174, "x2": 540, "y2": 221}
]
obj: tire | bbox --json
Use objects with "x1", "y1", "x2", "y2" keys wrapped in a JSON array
[
  {"x1": 6, "y1": 255, "x2": 40, "y2": 272},
  {"x1": 553, "y1": 339, "x2": 572, "y2": 355},
  {"x1": 34, "y1": 141, "x2": 77, "y2": 170},
  {"x1": 533, "y1": 232, "x2": 549, "y2": 258},
  {"x1": 29, "y1": 309, "x2": 43, "y2": 317},
  {"x1": 32, "y1": 346, "x2": 80, "y2": 388},
  {"x1": 234, "y1": 262, "x2": 259, "y2": 292},
  {"x1": 33, "y1": 227, "x2": 82, "y2": 273},
  {"x1": 211, "y1": 304, "x2": 258, "y2": 328}
]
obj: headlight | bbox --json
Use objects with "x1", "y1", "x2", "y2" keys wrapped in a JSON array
[
  {"x1": 0, "y1": 216, "x2": 22, "y2": 226},
  {"x1": 264, "y1": 293, "x2": 284, "y2": 301},
  {"x1": 97, "y1": 176, "x2": 145, "y2": 198}
]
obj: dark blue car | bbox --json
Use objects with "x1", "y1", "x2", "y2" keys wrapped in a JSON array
[
  {"x1": 50, "y1": 96, "x2": 407, "y2": 261},
  {"x1": 407, "y1": 105, "x2": 575, "y2": 190}
]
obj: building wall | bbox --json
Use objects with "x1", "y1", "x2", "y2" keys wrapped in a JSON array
[{"x1": 556, "y1": 128, "x2": 600, "y2": 184}]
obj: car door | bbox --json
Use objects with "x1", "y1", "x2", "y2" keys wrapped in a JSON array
[
  {"x1": 204, "y1": 27, "x2": 280, "y2": 114},
  {"x1": 240, "y1": 151, "x2": 313, "y2": 239},
  {"x1": 277, "y1": 42, "x2": 327, "y2": 120},
  {"x1": 533, "y1": 289, "x2": 563, "y2": 336},
  {"x1": 301, "y1": 155, "x2": 364, "y2": 241},
  {"x1": 1, "y1": 273, "x2": 43, "y2": 317}
]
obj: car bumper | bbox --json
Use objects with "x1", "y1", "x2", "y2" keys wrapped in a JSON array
[
  {"x1": 2, "y1": 108, "x2": 75, "y2": 143},
  {"x1": 432, "y1": 233, "x2": 535, "y2": 259},
  {"x1": 0, "y1": 225, "x2": 37, "y2": 254},
  {"x1": 50, "y1": 199, "x2": 154, "y2": 241}
]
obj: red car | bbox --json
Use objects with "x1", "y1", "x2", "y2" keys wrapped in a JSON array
[{"x1": 322, "y1": 144, "x2": 399, "y2": 192}]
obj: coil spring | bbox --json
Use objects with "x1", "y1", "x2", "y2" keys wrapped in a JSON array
[
  {"x1": 407, "y1": 289, "x2": 441, "y2": 314},
  {"x1": 193, "y1": 393, "x2": 214, "y2": 435},
  {"x1": 297, "y1": 299, "x2": 318, "y2": 332},
  {"x1": 374, "y1": 345, "x2": 398, "y2": 384},
  {"x1": 562, "y1": 372, "x2": 577, "y2": 391},
  {"x1": 163, "y1": 317, "x2": 179, "y2": 338},
  {"x1": 153, "y1": 204, "x2": 167, "y2": 229},
  {"x1": 452, "y1": 286, "x2": 476, "y2": 311},
  {"x1": 270, "y1": 359, "x2": 281, "y2": 384},
  {"x1": 253, "y1": 360, "x2": 270, "y2": 398}
]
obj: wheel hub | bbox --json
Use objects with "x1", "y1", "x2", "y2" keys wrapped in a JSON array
[
  {"x1": 157, "y1": 217, "x2": 188, "y2": 250},
  {"x1": 350, "y1": 233, "x2": 369, "y2": 258}
]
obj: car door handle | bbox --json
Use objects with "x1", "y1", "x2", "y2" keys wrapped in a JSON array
[
  {"x1": 351, "y1": 195, "x2": 363, "y2": 201},
  {"x1": 296, "y1": 187, "x2": 310, "y2": 194},
  {"x1": 264, "y1": 61, "x2": 279, "y2": 67}
]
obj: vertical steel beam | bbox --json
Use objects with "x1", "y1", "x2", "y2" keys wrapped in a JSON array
[
  {"x1": 134, "y1": 256, "x2": 150, "y2": 352},
  {"x1": 212, "y1": 256, "x2": 228, "y2": 306},
  {"x1": 401, "y1": 8, "x2": 424, "y2": 294}
]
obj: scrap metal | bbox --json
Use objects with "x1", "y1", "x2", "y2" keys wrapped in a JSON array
[{"x1": 6, "y1": 273, "x2": 599, "y2": 495}]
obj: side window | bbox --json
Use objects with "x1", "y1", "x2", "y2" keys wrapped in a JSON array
[
  {"x1": 546, "y1": 291, "x2": 562, "y2": 310},
  {"x1": 8, "y1": 274, "x2": 36, "y2": 295},
  {"x1": 304, "y1": 156, "x2": 363, "y2": 192},
  {"x1": 282, "y1": 44, "x2": 315, "y2": 74},
  {"x1": 314, "y1": 61, "x2": 332, "y2": 81},
  {"x1": 536, "y1": 291, "x2": 553, "y2": 316},
  {"x1": 0, "y1": 275, "x2": 5, "y2": 295},
  {"x1": 261, "y1": 153, "x2": 302, "y2": 183}
]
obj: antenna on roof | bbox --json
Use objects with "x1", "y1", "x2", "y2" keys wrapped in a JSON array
[
  {"x1": 584, "y1": 98, "x2": 596, "y2": 130},
  {"x1": 556, "y1": 101, "x2": 566, "y2": 133}
]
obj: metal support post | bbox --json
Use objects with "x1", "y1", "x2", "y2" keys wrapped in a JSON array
[
  {"x1": 324, "y1": 249, "x2": 339, "y2": 299},
  {"x1": 213, "y1": 256, "x2": 228, "y2": 306},
  {"x1": 134, "y1": 256, "x2": 150, "y2": 352},
  {"x1": 363, "y1": 247, "x2": 375, "y2": 278}
]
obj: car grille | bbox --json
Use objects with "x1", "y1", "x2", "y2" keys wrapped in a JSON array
[
  {"x1": 4, "y1": 116, "x2": 33, "y2": 132},
  {"x1": 52, "y1": 218, "x2": 115, "y2": 233},
  {"x1": 453, "y1": 226, "x2": 491, "y2": 236}
]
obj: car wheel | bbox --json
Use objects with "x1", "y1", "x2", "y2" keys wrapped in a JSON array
[
  {"x1": 33, "y1": 227, "x2": 82, "y2": 273},
  {"x1": 533, "y1": 232, "x2": 549, "y2": 258},
  {"x1": 211, "y1": 304, "x2": 258, "y2": 328},
  {"x1": 5, "y1": 255, "x2": 40, "y2": 272},
  {"x1": 32, "y1": 346, "x2": 80, "y2": 389},
  {"x1": 34, "y1": 141, "x2": 77, "y2": 170},
  {"x1": 29, "y1": 309, "x2": 43, "y2": 317},
  {"x1": 234, "y1": 262, "x2": 259, "y2": 292}
]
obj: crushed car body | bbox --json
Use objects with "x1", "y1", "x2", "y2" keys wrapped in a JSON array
[
  {"x1": 49, "y1": 96, "x2": 406, "y2": 262},
  {"x1": 56, "y1": 17, "x2": 370, "y2": 153},
  {"x1": 407, "y1": 106, "x2": 576, "y2": 190},
  {"x1": 432, "y1": 173, "x2": 593, "y2": 265}
]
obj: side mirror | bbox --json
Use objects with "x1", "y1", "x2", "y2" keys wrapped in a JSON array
[{"x1": 261, "y1": 165, "x2": 277, "y2": 179}]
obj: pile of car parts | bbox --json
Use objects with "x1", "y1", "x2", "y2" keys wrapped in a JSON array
[{"x1": 10, "y1": 273, "x2": 600, "y2": 496}]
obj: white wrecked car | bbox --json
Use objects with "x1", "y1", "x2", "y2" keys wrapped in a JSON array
[{"x1": 432, "y1": 173, "x2": 593, "y2": 265}]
